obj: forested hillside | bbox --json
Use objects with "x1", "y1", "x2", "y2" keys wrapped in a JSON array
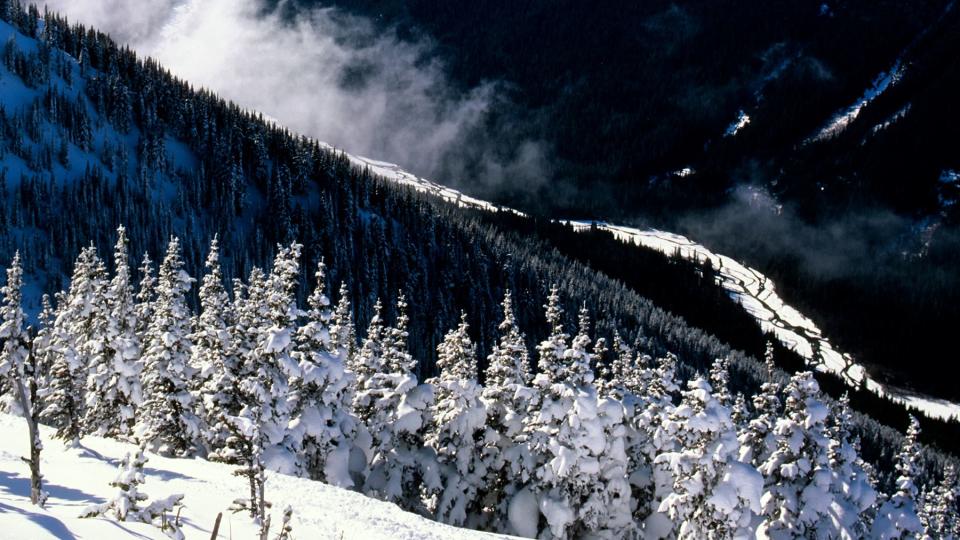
[
  {"x1": 292, "y1": 0, "x2": 960, "y2": 404},
  {"x1": 0, "y1": 2, "x2": 958, "y2": 537}
]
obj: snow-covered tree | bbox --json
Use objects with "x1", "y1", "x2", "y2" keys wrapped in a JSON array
[
  {"x1": 289, "y1": 260, "x2": 357, "y2": 487},
  {"x1": 652, "y1": 377, "x2": 762, "y2": 539},
  {"x1": 42, "y1": 247, "x2": 105, "y2": 444},
  {"x1": 190, "y1": 237, "x2": 239, "y2": 454},
  {"x1": 632, "y1": 354, "x2": 680, "y2": 527},
  {"x1": 425, "y1": 313, "x2": 490, "y2": 526},
  {"x1": 81, "y1": 445, "x2": 184, "y2": 538},
  {"x1": 245, "y1": 242, "x2": 302, "y2": 473},
  {"x1": 134, "y1": 253, "x2": 156, "y2": 336},
  {"x1": 738, "y1": 343, "x2": 781, "y2": 468},
  {"x1": 83, "y1": 226, "x2": 142, "y2": 438},
  {"x1": 482, "y1": 291, "x2": 535, "y2": 532},
  {"x1": 0, "y1": 253, "x2": 47, "y2": 507},
  {"x1": 870, "y1": 416, "x2": 925, "y2": 539},
  {"x1": 135, "y1": 237, "x2": 200, "y2": 456},
  {"x1": 524, "y1": 293, "x2": 609, "y2": 539},
  {"x1": 0, "y1": 252, "x2": 29, "y2": 411},
  {"x1": 359, "y1": 298, "x2": 434, "y2": 512},
  {"x1": 819, "y1": 393, "x2": 876, "y2": 538},
  {"x1": 920, "y1": 462, "x2": 959, "y2": 539},
  {"x1": 757, "y1": 372, "x2": 835, "y2": 538},
  {"x1": 329, "y1": 282, "x2": 356, "y2": 358},
  {"x1": 708, "y1": 357, "x2": 732, "y2": 407}
]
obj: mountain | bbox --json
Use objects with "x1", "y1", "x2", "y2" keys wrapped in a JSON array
[
  {"x1": 285, "y1": 0, "x2": 960, "y2": 408},
  {"x1": 0, "y1": 2, "x2": 958, "y2": 538}
]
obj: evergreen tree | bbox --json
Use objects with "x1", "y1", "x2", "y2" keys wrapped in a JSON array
[
  {"x1": 135, "y1": 237, "x2": 200, "y2": 456},
  {"x1": 738, "y1": 343, "x2": 781, "y2": 468},
  {"x1": 0, "y1": 252, "x2": 29, "y2": 410},
  {"x1": 870, "y1": 416, "x2": 925, "y2": 539},
  {"x1": 290, "y1": 260, "x2": 357, "y2": 487},
  {"x1": 42, "y1": 247, "x2": 104, "y2": 444},
  {"x1": 329, "y1": 282, "x2": 356, "y2": 358},
  {"x1": 652, "y1": 377, "x2": 762, "y2": 539},
  {"x1": 190, "y1": 237, "x2": 238, "y2": 454},
  {"x1": 425, "y1": 313, "x2": 490, "y2": 526},
  {"x1": 482, "y1": 290, "x2": 535, "y2": 531},
  {"x1": 757, "y1": 372, "x2": 835, "y2": 538},
  {"x1": 921, "y1": 462, "x2": 959, "y2": 539},
  {"x1": 821, "y1": 393, "x2": 876, "y2": 538},
  {"x1": 83, "y1": 226, "x2": 142, "y2": 437},
  {"x1": 81, "y1": 445, "x2": 184, "y2": 538}
]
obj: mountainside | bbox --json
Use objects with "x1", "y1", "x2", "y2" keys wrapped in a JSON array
[
  {"x1": 286, "y1": 0, "x2": 960, "y2": 409},
  {"x1": 1, "y1": 2, "x2": 959, "y2": 538}
]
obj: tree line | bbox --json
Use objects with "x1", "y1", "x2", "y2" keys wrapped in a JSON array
[{"x1": 1, "y1": 232, "x2": 957, "y2": 538}]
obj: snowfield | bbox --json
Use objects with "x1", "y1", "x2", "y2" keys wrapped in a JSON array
[{"x1": 0, "y1": 413, "x2": 509, "y2": 540}]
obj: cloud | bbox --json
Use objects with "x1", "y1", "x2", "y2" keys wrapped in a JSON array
[{"x1": 40, "y1": 0, "x2": 552, "y2": 196}]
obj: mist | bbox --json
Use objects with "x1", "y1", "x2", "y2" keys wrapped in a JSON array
[
  {"x1": 40, "y1": 0, "x2": 552, "y2": 196},
  {"x1": 678, "y1": 185, "x2": 924, "y2": 281}
]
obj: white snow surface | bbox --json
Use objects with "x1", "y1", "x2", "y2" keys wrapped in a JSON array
[
  {"x1": 0, "y1": 413, "x2": 509, "y2": 540},
  {"x1": 807, "y1": 61, "x2": 906, "y2": 143}
]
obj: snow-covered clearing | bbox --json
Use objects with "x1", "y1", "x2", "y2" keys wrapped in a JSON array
[{"x1": 0, "y1": 413, "x2": 508, "y2": 540}]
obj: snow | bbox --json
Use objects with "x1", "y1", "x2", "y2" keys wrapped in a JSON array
[
  {"x1": 563, "y1": 221, "x2": 960, "y2": 422},
  {"x1": 724, "y1": 110, "x2": 751, "y2": 137},
  {"x1": 0, "y1": 413, "x2": 510, "y2": 540},
  {"x1": 808, "y1": 61, "x2": 906, "y2": 143}
]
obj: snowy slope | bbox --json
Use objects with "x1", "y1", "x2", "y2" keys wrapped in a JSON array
[
  {"x1": 348, "y1": 155, "x2": 960, "y2": 422},
  {"x1": 0, "y1": 413, "x2": 509, "y2": 540}
]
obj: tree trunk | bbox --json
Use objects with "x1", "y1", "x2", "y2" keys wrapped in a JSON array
[{"x1": 13, "y1": 376, "x2": 43, "y2": 506}]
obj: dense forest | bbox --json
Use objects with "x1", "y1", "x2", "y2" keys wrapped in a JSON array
[
  {"x1": 290, "y1": 0, "x2": 960, "y2": 402},
  {"x1": 1, "y1": 235, "x2": 957, "y2": 538},
  {"x1": 0, "y1": 0, "x2": 958, "y2": 501}
]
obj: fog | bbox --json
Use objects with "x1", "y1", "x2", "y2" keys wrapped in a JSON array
[{"x1": 41, "y1": 0, "x2": 552, "y2": 195}]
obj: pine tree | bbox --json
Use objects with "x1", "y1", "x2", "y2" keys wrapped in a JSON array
[
  {"x1": 81, "y1": 445, "x2": 184, "y2": 538},
  {"x1": 482, "y1": 291, "x2": 535, "y2": 531},
  {"x1": 191, "y1": 237, "x2": 239, "y2": 455},
  {"x1": 134, "y1": 252, "x2": 156, "y2": 336},
  {"x1": 921, "y1": 462, "x2": 959, "y2": 539},
  {"x1": 243, "y1": 243, "x2": 302, "y2": 473},
  {"x1": 290, "y1": 260, "x2": 357, "y2": 487},
  {"x1": 329, "y1": 282, "x2": 356, "y2": 358},
  {"x1": 870, "y1": 416, "x2": 925, "y2": 539},
  {"x1": 524, "y1": 289, "x2": 608, "y2": 539},
  {"x1": 757, "y1": 372, "x2": 835, "y2": 538},
  {"x1": 820, "y1": 393, "x2": 876, "y2": 538},
  {"x1": 42, "y1": 247, "x2": 104, "y2": 444},
  {"x1": 738, "y1": 343, "x2": 781, "y2": 468},
  {"x1": 0, "y1": 252, "x2": 29, "y2": 410},
  {"x1": 135, "y1": 237, "x2": 200, "y2": 456},
  {"x1": 83, "y1": 226, "x2": 142, "y2": 437},
  {"x1": 360, "y1": 298, "x2": 434, "y2": 511},
  {"x1": 425, "y1": 313, "x2": 490, "y2": 526},
  {"x1": 652, "y1": 377, "x2": 762, "y2": 539}
]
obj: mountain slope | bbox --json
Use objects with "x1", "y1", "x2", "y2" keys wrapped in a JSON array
[{"x1": 0, "y1": 413, "x2": 508, "y2": 539}]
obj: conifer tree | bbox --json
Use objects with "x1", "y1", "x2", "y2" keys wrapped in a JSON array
[
  {"x1": 425, "y1": 313, "x2": 489, "y2": 526},
  {"x1": 481, "y1": 291, "x2": 534, "y2": 530},
  {"x1": 43, "y1": 247, "x2": 104, "y2": 444},
  {"x1": 135, "y1": 237, "x2": 200, "y2": 456},
  {"x1": 190, "y1": 237, "x2": 238, "y2": 454},
  {"x1": 738, "y1": 343, "x2": 781, "y2": 468},
  {"x1": 921, "y1": 462, "x2": 959, "y2": 539},
  {"x1": 329, "y1": 282, "x2": 356, "y2": 358},
  {"x1": 290, "y1": 260, "x2": 357, "y2": 487},
  {"x1": 870, "y1": 416, "x2": 925, "y2": 539},
  {"x1": 757, "y1": 372, "x2": 835, "y2": 538},
  {"x1": 653, "y1": 377, "x2": 762, "y2": 539},
  {"x1": 84, "y1": 226, "x2": 142, "y2": 437}
]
